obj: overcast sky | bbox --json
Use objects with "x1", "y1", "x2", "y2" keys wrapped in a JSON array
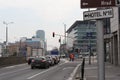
[{"x1": 0, "y1": 0, "x2": 88, "y2": 50}]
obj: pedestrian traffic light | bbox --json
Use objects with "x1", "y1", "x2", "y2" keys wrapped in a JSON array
[{"x1": 52, "y1": 32, "x2": 55, "y2": 37}]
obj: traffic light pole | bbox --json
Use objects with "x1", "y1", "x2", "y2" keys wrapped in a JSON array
[
  {"x1": 53, "y1": 33, "x2": 74, "y2": 39},
  {"x1": 59, "y1": 36, "x2": 61, "y2": 58},
  {"x1": 52, "y1": 32, "x2": 74, "y2": 58}
]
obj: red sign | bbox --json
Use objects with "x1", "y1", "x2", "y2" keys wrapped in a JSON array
[{"x1": 81, "y1": 0, "x2": 116, "y2": 8}]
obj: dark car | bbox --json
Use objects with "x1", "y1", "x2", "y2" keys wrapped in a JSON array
[
  {"x1": 31, "y1": 56, "x2": 50, "y2": 69},
  {"x1": 27, "y1": 57, "x2": 35, "y2": 65}
]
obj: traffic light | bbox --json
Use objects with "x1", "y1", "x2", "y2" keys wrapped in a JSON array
[
  {"x1": 59, "y1": 38, "x2": 61, "y2": 43},
  {"x1": 117, "y1": 0, "x2": 120, "y2": 5},
  {"x1": 52, "y1": 32, "x2": 55, "y2": 37},
  {"x1": 75, "y1": 49, "x2": 79, "y2": 53}
]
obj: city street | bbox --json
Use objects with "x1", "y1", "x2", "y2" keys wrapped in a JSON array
[{"x1": 0, "y1": 59, "x2": 81, "y2": 80}]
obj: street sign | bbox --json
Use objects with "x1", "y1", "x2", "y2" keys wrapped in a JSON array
[
  {"x1": 81, "y1": 0, "x2": 116, "y2": 8},
  {"x1": 83, "y1": 8, "x2": 113, "y2": 20}
]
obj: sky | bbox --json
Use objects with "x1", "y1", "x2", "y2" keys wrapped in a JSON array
[{"x1": 0, "y1": 0, "x2": 88, "y2": 50}]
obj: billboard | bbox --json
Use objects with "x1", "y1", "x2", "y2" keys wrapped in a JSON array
[{"x1": 81, "y1": 0, "x2": 116, "y2": 8}]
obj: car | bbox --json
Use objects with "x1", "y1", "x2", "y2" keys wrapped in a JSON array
[
  {"x1": 31, "y1": 56, "x2": 50, "y2": 69},
  {"x1": 45, "y1": 55, "x2": 54, "y2": 66},
  {"x1": 27, "y1": 57, "x2": 35, "y2": 65},
  {"x1": 51, "y1": 55, "x2": 60, "y2": 64}
]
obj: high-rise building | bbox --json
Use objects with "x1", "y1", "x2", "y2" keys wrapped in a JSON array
[{"x1": 36, "y1": 30, "x2": 45, "y2": 41}]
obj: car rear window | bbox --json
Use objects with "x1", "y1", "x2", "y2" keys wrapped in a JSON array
[{"x1": 34, "y1": 57, "x2": 45, "y2": 60}]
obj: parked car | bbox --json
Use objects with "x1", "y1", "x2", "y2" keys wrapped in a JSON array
[
  {"x1": 45, "y1": 55, "x2": 54, "y2": 66},
  {"x1": 51, "y1": 55, "x2": 60, "y2": 64},
  {"x1": 27, "y1": 57, "x2": 35, "y2": 65},
  {"x1": 31, "y1": 56, "x2": 50, "y2": 69}
]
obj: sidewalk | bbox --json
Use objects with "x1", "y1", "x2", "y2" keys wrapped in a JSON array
[{"x1": 74, "y1": 58, "x2": 120, "y2": 80}]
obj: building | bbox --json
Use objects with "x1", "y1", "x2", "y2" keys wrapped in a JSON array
[
  {"x1": 6, "y1": 30, "x2": 47, "y2": 57},
  {"x1": 66, "y1": 20, "x2": 97, "y2": 55},
  {"x1": 0, "y1": 43, "x2": 3, "y2": 57},
  {"x1": 36, "y1": 30, "x2": 45, "y2": 41},
  {"x1": 104, "y1": 7, "x2": 120, "y2": 66}
]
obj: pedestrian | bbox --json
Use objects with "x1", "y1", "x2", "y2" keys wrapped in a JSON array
[{"x1": 69, "y1": 53, "x2": 74, "y2": 61}]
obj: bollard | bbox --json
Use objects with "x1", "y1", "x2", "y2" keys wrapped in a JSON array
[{"x1": 80, "y1": 58, "x2": 85, "y2": 80}]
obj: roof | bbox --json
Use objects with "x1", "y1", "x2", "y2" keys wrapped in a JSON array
[{"x1": 66, "y1": 20, "x2": 95, "y2": 33}]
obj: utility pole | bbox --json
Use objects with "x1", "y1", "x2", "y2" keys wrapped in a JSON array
[
  {"x1": 63, "y1": 23, "x2": 67, "y2": 57},
  {"x1": 64, "y1": 24, "x2": 66, "y2": 45}
]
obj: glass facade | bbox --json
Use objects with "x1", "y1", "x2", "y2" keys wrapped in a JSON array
[{"x1": 73, "y1": 21, "x2": 97, "y2": 52}]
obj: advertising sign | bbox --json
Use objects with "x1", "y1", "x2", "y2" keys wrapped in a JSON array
[
  {"x1": 81, "y1": 0, "x2": 116, "y2": 8},
  {"x1": 83, "y1": 8, "x2": 113, "y2": 20}
]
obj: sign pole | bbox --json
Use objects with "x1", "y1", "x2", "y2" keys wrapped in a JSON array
[{"x1": 96, "y1": 20, "x2": 105, "y2": 80}]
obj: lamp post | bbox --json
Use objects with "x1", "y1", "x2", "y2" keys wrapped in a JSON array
[
  {"x1": 3, "y1": 21, "x2": 14, "y2": 56},
  {"x1": 63, "y1": 23, "x2": 67, "y2": 57}
]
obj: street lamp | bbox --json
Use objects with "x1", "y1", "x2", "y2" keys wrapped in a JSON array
[{"x1": 3, "y1": 21, "x2": 14, "y2": 56}]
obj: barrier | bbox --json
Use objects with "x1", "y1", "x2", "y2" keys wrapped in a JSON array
[{"x1": 0, "y1": 56, "x2": 26, "y2": 68}]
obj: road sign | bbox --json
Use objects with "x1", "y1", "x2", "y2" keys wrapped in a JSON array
[
  {"x1": 83, "y1": 8, "x2": 113, "y2": 20},
  {"x1": 81, "y1": 0, "x2": 116, "y2": 8}
]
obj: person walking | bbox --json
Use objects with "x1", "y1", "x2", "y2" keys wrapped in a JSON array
[{"x1": 69, "y1": 53, "x2": 74, "y2": 61}]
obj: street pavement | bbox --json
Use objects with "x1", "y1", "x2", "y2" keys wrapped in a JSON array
[
  {"x1": 74, "y1": 57, "x2": 120, "y2": 80},
  {"x1": 1, "y1": 58, "x2": 120, "y2": 80},
  {"x1": 0, "y1": 59, "x2": 81, "y2": 80}
]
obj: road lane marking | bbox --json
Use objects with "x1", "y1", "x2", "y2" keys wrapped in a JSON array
[
  {"x1": 27, "y1": 68, "x2": 51, "y2": 79},
  {"x1": 27, "y1": 60, "x2": 68, "y2": 79},
  {"x1": 63, "y1": 67, "x2": 74, "y2": 70},
  {"x1": 14, "y1": 63, "x2": 27, "y2": 67},
  {"x1": 66, "y1": 63, "x2": 81, "y2": 80},
  {"x1": 5, "y1": 66, "x2": 15, "y2": 68},
  {"x1": 3, "y1": 63, "x2": 27, "y2": 69},
  {"x1": 0, "y1": 67, "x2": 29, "y2": 76}
]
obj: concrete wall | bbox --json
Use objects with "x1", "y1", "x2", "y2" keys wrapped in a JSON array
[{"x1": 0, "y1": 56, "x2": 26, "y2": 68}]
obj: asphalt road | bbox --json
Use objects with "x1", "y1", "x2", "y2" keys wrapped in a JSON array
[{"x1": 0, "y1": 59, "x2": 81, "y2": 80}]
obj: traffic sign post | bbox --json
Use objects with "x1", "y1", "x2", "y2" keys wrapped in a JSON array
[
  {"x1": 82, "y1": 8, "x2": 114, "y2": 80},
  {"x1": 81, "y1": 0, "x2": 115, "y2": 79},
  {"x1": 81, "y1": 0, "x2": 116, "y2": 8},
  {"x1": 96, "y1": 20, "x2": 105, "y2": 80}
]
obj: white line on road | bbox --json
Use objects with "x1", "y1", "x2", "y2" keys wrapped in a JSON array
[
  {"x1": 27, "y1": 69, "x2": 51, "y2": 79},
  {"x1": 14, "y1": 63, "x2": 27, "y2": 67},
  {"x1": 85, "y1": 67, "x2": 97, "y2": 70},
  {"x1": 5, "y1": 66, "x2": 15, "y2": 69},
  {"x1": 4, "y1": 63, "x2": 27, "y2": 69},
  {"x1": 66, "y1": 63, "x2": 81, "y2": 80},
  {"x1": 27, "y1": 59, "x2": 68, "y2": 79},
  {"x1": 0, "y1": 67, "x2": 29, "y2": 76},
  {"x1": 63, "y1": 67, "x2": 74, "y2": 70}
]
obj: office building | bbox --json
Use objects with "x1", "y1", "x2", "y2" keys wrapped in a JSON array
[{"x1": 67, "y1": 20, "x2": 97, "y2": 54}]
